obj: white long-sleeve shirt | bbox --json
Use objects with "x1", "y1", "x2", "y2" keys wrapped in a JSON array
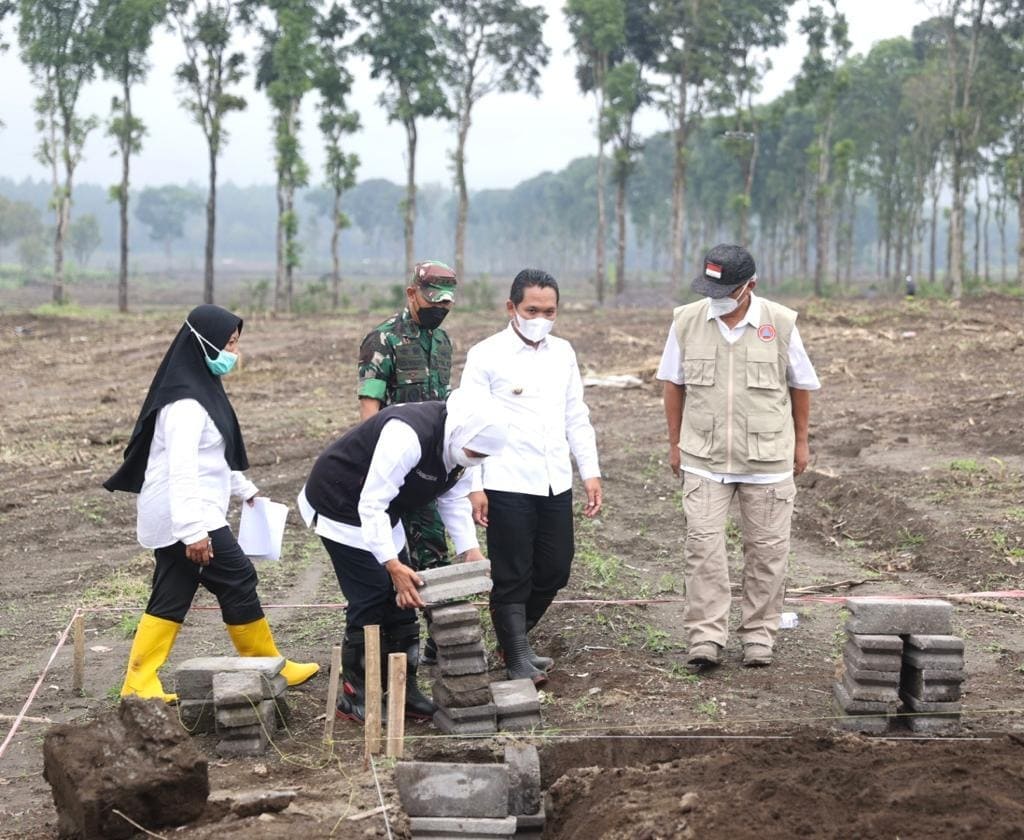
[
  {"x1": 137, "y1": 398, "x2": 258, "y2": 549},
  {"x1": 297, "y1": 419, "x2": 479, "y2": 564},
  {"x1": 460, "y1": 323, "x2": 600, "y2": 496}
]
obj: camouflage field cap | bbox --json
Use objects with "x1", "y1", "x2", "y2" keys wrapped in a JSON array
[{"x1": 413, "y1": 260, "x2": 457, "y2": 303}]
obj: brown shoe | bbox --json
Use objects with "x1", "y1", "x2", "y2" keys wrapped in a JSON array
[
  {"x1": 742, "y1": 643, "x2": 773, "y2": 667},
  {"x1": 685, "y1": 642, "x2": 722, "y2": 668}
]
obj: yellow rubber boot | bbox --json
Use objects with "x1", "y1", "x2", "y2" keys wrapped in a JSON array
[
  {"x1": 226, "y1": 617, "x2": 319, "y2": 687},
  {"x1": 120, "y1": 614, "x2": 181, "y2": 703}
]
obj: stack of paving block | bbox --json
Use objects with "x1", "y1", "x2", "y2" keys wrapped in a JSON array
[
  {"x1": 833, "y1": 597, "x2": 961, "y2": 734},
  {"x1": 173, "y1": 656, "x2": 288, "y2": 755},
  {"x1": 395, "y1": 745, "x2": 544, "y2": 839},
  {"x1": 419, "y1": 562, "x2": 498, "y2": 736}
]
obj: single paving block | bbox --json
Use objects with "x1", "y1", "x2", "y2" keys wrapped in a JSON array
[
  {"x1": 832, "y1": 680, "x2": 898, "y2": 715},
  {"x1": 847, "y1": 633, "x2": 904, "y2": 653},
  {"x1": 841, "y1": 663, "x2": 900, "y2": 686},
  {"x1": 845, "y1": 598, "x2": 953, "y2": 635},
  {"x1": 900, "y1": 664, "x2": 965, "y2": 702},
  {"x1": 216, "y1": 698, "x2": 276, "y2": 732},
  {"x1": 409, "y1": 816, "x2": 517, "y2": 839},
  {"x1": 514, "y1": 807, "x2": 546, "y2": 839},
  {"x1": 843, "y1": 641, "x2": 903, "y2": 673},
  {"x1": 212, "y1": 671, "x2": 263, "y2": 708},
  {"x1": 429, "y1": 602, "x2": 479, "y2": 628},
  {"x1": 490, "y1": 680, "x2": 540, "y2": 715},
  {"x1": 395, "y1": 761, "x2": 509, "y2": 818},
  {"x1": 903, "y1": 634, "x2": 965, "y2": 653},
  {"x1": 901, "y1": 648, "x2": 965, "y2": 672},
  {"x1": 438, "y1": 672, "x2": 493, "y2": 693},
  {"x1": 904, "y1": 713, "x2": 961, "y2": 734},
  {"x1": 215, "y1": 734, "x2": 269, "y2": 757},
  {"x1": 433, "y1": 679, "x2": 492, "y2": 709},
  {"x1": 899, "y1": 690, "x2": 962, "y2": 714},
  {"x1": 177, "y1": 699, "x2": 215, "y2": 734},
  {"x1": 433, "y1": 705, "x2": 498, "y2": 736},
  {"x1": 438, "y1": 640, "x2": 490, "y2": 676},
  {"x1": 842, "y1": 673, "x2": 900, "y2": 704},
  {"x1": 174, "y1": 656, "x2": 285, "y2": 700},
  {"x1": 504, "y1": 745, "x2": 541, "y2": 816},
  {"x1": 431, "y1": 621, "x2": 484, "y2": 647},
  {"x1": 417, "y1": 560, "x2": 494, "y2": 605},
  {"x1": 831, "y1": 703, "x2": 891, "y2": 734}
]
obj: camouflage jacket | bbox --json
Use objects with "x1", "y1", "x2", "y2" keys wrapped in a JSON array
[{"x1": 357, "y1": 308, "x2": 453, "y2": 406}]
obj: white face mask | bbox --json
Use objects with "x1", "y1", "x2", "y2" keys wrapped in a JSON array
[
  {"x1": 707, "y1": 282, "x2": 750, "y2": 318},
  {"x1": 515, "y1": 312, "x2": 555, "y2": 342}
]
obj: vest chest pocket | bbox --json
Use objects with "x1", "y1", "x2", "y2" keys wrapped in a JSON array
[
  {"x1": 431, "y1": 341, "x2": 452, "y2": 387},
  {"x1": 746, "y1": 345, "x2": 781, "y2": 390},
  {"x1": 681, "y1": 409, "x2": 715, "y2": 458},
  {"x1": 395, "y1": 343, "x2": 429, "y2": 386},
  {"x1": 682, "y1": 345, "x2": 716, "y2": 387},
  {"x1": 747, "y1": 412, "x2": 786, "y2": 462}
]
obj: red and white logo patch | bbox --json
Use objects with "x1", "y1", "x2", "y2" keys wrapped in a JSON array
[
  {"x1": 705, "y1": 262, "x2": 723, "y2": 279},
  {"x1": 757, "y1": 324, "x2": 776, "y2": 342}
]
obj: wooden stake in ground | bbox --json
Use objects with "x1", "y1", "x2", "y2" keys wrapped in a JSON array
[
  {"x1": 364, "y1": 625, "x2": 382, "y2": 761},
  {"x1": 385, "y1": 652, "x2": 406, "y2": 759},
  {"x1": 72, "y1": 612, "x2": 85, "y2": 696},
  {"x1": 323, "y1": 644, "x2": 342, "y2": 743}
]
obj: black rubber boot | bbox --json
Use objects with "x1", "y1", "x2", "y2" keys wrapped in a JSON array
[
  {"x1": 421, "y1": 635, "x2": 438, "y2": 666},
  {"x1": 491, "y1": 603, "x2": 546, "y2": 686},
  {"x1": 387, "y1": 621, "x2": 437, "y2": 721},
  {"x1": 524, "y1": 617, "x2": 555, "y2": 673},
  {"x1": 336, "y1": 628, "x2": 369, "y2": 723}
]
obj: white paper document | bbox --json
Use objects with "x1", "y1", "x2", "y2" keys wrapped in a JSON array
[{"x1": 238, "y1": 497, "x2": 289, "y2": 561}]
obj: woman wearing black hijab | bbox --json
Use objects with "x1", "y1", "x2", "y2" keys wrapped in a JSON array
[{"x1": 105, "y1": 304, "x2": 317, "y2": 702}]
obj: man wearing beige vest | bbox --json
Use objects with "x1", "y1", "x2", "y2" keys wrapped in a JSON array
[{"x1": 657, "y1": 244, "x2": 820, "y2": 669}]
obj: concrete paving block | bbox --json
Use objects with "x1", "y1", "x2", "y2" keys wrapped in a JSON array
[
  {"x1": 490, "y1": 680, "x2": 540, "y2": 715},
  {"x1": 900, "y1": 664, "x2": 965, "y2": 702},
  {"x1": 905, "y1": 714, "x2": 961, "y2": 734},
  {"x1": 845, "y1": 598, "x2": 953, "y2": 635},
  {"x1": 174, "y1": 656, "x2": 285, "y2": 699},
  {"x1": 833, "y1": 680, "x2": 898, "y2": 715},
  {"x1": 439, "y1": 672, "x2": 493, "y2": 693},
  {"x1": 429, "y1": 602, "x2": 480, "y2": 628},
  {"x1": 903, "y1": 634, "x2": 964, "y2": 653},
  {"x1": 497, "y1": 711, "x2": 543, "y2": 733},
  {"x1": 418, "y1": 560, "x2": 493, "y2": 605},
  {"x1": 899, "y1": 690, "x2": 962, "y2": 714},
  {"x1": 215, "y1": 734, "x2": 268, "y2": 757},
  {"x1": 177, "y1": 699, "x2": 215, "y2": 734},
  {"x1": 438, "y1": 640, "x2": 489, "y2": 676},
  {"x1": 409, "y1": 816, "x2": 517, "y2": 839},
  {"x1": 504, "y1": 745, "x2": 541, "y2": 816},
  {"x1": 395, "y1": 761, "x2": 509, "y2": 818},
  {"x1": 433, "y1": 706, "x2": 498, "y2": 736},
  {"x1": 842, "y1": 673, "x2": 900, "y2": 704},
  {"x1": 840, "y1": 663, "x2": 901, "y2": 686},
  {"x1": 514, "y1": 808, "x2": 545, "y2": 838},
  {"x1": 843, "y1": 641, "x2": 903, "y2": 673},
  {"x1": 216, "y1": 699, "x2": 275, "y2": 733},
  {"x1": 212, "y1": 671, "x2": 263, "y2": 707},
  {"x1": 902, "y1": 649, "x2": 965, "y2": 672},
  {"x1": 264, "y1": 673, "x2": 288, "y2": 699},
  {"x1": 431, "y1": 622, "x2": 485, "y2": 647},
  {"x1": 832, "y1": 703, "x2": 891, "y2": 734},
  {"x1": 433, "y1": 679, "x2": 492, "y2": 709},
  {"x1": 847, "y1": 633, "x2": 904, "y2": 653}
]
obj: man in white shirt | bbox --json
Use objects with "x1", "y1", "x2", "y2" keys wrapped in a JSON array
[
  {"x1": 658, "y1": 244, "x2": 820, "y2": 670},
  {"x1": 461, "y1": 269, "x2": 602, "y2": 685}
]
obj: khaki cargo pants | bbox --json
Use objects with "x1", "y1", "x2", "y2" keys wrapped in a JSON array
[{"x1": 680, "y1": 472, "x2": 796, "y2": 649}]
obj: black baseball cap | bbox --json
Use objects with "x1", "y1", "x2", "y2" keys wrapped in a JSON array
[{"x1": 691, "y1": 244, "x2": 757, "y2": 299}]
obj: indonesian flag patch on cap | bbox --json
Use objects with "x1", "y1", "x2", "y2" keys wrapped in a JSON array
[{"x1": 705, "y1": 262, "x2": 723, "y2": 279}]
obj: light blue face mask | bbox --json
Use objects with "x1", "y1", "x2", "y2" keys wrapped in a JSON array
[{"x1": 185, "y1": 319, "x2": 238, "y2": 376}]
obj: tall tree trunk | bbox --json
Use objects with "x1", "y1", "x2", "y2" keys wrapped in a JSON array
[
  {"x1": 47, "y1": 104, "x2": 61, "y2": 303},
  {"x1": 205, "y1": 141, "x2": 217, "y2": 304},
  {"x1": 615, "y1": 167, "x2": 626, "y2": 295},
  {"x1": 454, "y1": 105, "x2": 470, "y2": 283},
  {"x1": 331, "y1": 187, "x2": 342, "y2": 308},
  {"x1": 929, "y1": 188, "x2": 939, "y2": 287},
  {"x1": 403, "y1": 116, "x2": 418, "y2": 282},
  {"x1": 118, "y1": 77, "x2": 131, "y2": 314},
  {"x1": 275, "y1": 177, "x2": 286, "y2": 312},
  {"x1": 284, "y1": 183, "x2": 295, "y2": 310},
  {"x1": 972, "y1": 180, "x2": 981, "y2": 280},
  {"x1": 845, "y1": 187, "x2": 856, "y2": 285},
  {"x1": 982, "y1": 186, "x2": 990, "y2": 283},
  {"x1": 670, "y1": 77, "x2": 688, "y2": 290},
  {"x1": 594, "y1": 75, "x2": 607, "y2": 304},
  {"x1": 1018, "y1": 176, "x2": 1024, "y2": 285},
  {"x1": 812, "y1": 118, "x2": 832, "y2": 296}
]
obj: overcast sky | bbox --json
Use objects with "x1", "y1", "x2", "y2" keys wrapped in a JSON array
[{"x1": 0, "y1": 0, "x2": 930, "y2": 192}]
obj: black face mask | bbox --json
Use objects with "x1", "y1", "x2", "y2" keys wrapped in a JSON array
[{"x1": 417, "y1": 305, "x2": 449, "y2": 330}]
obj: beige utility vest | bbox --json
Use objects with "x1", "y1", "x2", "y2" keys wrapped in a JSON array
[{"x1": 674, "y1": 298, "x2": 797, "y2": 474}]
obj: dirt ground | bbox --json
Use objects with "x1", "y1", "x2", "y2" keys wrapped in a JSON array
[{"x1": 1, "y1": 293, "x2": 1023, "y2": 839}]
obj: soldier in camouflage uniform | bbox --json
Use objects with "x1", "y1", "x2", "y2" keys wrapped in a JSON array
[{"x1": 357, "y1": 260, "x2": 457, "y2": 580}]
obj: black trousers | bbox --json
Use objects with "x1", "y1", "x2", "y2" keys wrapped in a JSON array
[
  {"x1": 486, "y1": 489, "x2": 574, "y2": 612},
  {"x1": 145, "y1": 525, "x2": 264, "y2": 625},
  {"x1": 322, "y1": 537, "x2": 417, "y2": 632}
]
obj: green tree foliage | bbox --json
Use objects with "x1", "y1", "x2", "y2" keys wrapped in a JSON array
[
  {"x1": 355, "y1": 0, "x2": 451, "y2": 280},
  {"x1": 69, "y1": 212, "x2": 101, "y2": 266},
  {"x1": 134, "y1": 184, "x2": 204, "y2": 262},
  {"x1": 439, "y1": 0, "x2": 549, "y2": 281},
  {"x1": 0, "y1": 194, "x2": 43, "y2": 251},
  {"x1": 94, "y1": 0, "x2": 166, "y2": 312},
  {"x1": 19, "y1": 0, "x2": 102, "y2": 304},
  {"x1": 171, "y1": 0, "x2": 247, "y2": 304}
]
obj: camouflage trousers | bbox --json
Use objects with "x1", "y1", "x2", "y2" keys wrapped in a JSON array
[{"x1": 401, "y1": 501, "x2": 451, "y2": 571}]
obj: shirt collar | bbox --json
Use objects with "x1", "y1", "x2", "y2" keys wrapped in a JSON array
[{"x1": 707, "y1": 292, "x2": 762, "y2": 329}]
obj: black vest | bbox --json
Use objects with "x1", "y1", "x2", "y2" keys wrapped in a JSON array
[{"x1": 304, "y1": 401, "x2": 463, "y2": 527}]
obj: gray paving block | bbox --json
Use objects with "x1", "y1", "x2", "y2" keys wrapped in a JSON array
[
  {"x1": 433, "y1": 679, "x2": 492, "y2": 709},
  {"x1": 498, "y1": 711, "x2": 543, "y2": 733},
  {"x1": 174, "y1": 656, "x2": 285, "y2": 699},
  {"x1": 902, "y1": 648, "x2": 965, "y2": 671},
  {"x1": 216, "y1": 699, "x2": 276, "y2": 734},
  {"x1": 431, "y1": 622, "x2": 484, "y2": 647},
  {"x1": 417, "y1": 560, "x2": 493, "y2": 605},
  {"x1": 847, "y1": 633, "x2": 904, "y2": 653},
  {"x1": 899, "y1": 690, "x2": 962, "y2": 714},
  {"x1": 215, "y1": 734, "x2": 268, "y2": 757},
  {"x1": 504, "y1": 745, "x2": 541, "y2": 816},
  {"x1": 433, "y1": 706, "x2": 498, "y2": 735},
  {"x1": 840, "y1": 663, "x2": 900, "y2": 686},
  {"x1": 900, "y1": 664, "x2": 965, "y2": 702},
  {"x1": 395, "y1": 761, "x2": 509, "y2": 818},
  {"x1": 905, "y1": 714, "x2": 961, "y2": 734},
  {"x1": 845, "y1": 598, "x2": 953, "y2": 635},
  {"x1": 903, "y1": 634, "x2": 964, "y2": 653},
  {"x1": 490, "y1": 680, "x2": 540, "y2": 715},
  {"x1": 212, "y1": 671, "x2": 263, "y2": 707},
  {"x1": 438, "y1": 640, "x2": 489, "y2": 676},
  {"x1": 429, "y1": 602, "x2": 479, "y2": 628},
  {"x1": 832, "y1": 703, "x2": 891, "y2": 734},
  {"x1": 843, "y1": 641, "x2": 903, "y2": 673},
  {"x1": 832, "y1": 680, "x2": 898, "y2": 715},
  {"x1": 439, "y1": 672, "x2": 493, "y2": 693},
  {"x1": 514, "y1": 808, "x2": 545, "y2": 838},
  {"x1": 177, "y1": 699, "x2": 215, "y2": 734},
  {"x1": 409, "y1": 816, "x2": 517, "y2": 839},
  {"x1": 842, "y1": 673, "x2": 900, "y2": 704}
]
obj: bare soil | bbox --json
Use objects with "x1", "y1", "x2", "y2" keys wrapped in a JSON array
[{"x1": 1, "y1": 295, "x2": 1023, "y2": 839}]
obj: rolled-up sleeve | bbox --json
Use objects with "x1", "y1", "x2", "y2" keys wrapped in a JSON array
[
  {"x1": 786, "y1": 325, "x2": 821, "y2": 390},
  {"x1": 357, "y1": 420, "x2": 422, "y2": 563},
  {"x1": 655, "y1": 323, "x2": 684, "y2": 384},
  {"x1": 436, "y1": 469, "x2": 479, "y2": 555}
]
